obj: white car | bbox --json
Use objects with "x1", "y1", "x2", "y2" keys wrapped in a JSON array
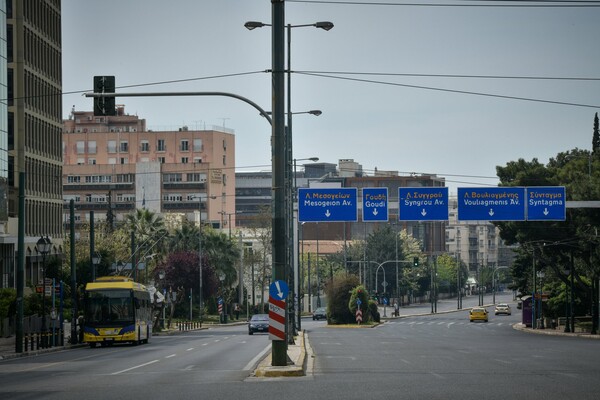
[{"x1": 494, "y1": 304, "x2": 511, "y2": 315}]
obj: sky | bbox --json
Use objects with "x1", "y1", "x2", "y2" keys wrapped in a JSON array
[{"x1": 61, "y1": 0, "x2": 600, "y2": 195}]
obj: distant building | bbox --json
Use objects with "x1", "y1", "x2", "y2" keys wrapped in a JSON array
[
  {"x1": 446, "y1": 196, "x2": 517, "y2": 273},
  {"x1": 62, "y1": 107, "x2": 235, "y2": 231},
  {"x1": 2, "y1": 0, "x2": 62, "y2": 289}
]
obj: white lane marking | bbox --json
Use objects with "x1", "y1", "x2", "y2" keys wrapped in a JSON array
[
  {"x1": 243, "y1": 344, "x2": 271, "y2": 371},
  {"x1": 400, "y1": 359, "x2": 410, "y2": 364},
  {"x1": 165, "y1": 354, "x2": 176, "y2": 359},
  {"x1": 430, "y1": 372, "x2": 445, "y2": 379},
  {"x1": 447, "y1": 322, "x2": 455, "y2": 328},
  {"x1": 494, "y1": 359, "x2": 512, "y2": 365},
  {"x1": 186, "y1": 348, "x2": 194, "y2": 352},
  {"x1": 111, "y1": 359, "x2": 159, "y2": 375}
]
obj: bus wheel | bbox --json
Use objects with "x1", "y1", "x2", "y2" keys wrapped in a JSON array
[{"x1": 89, "y1": 343, "x2": 96, "y2": 348}]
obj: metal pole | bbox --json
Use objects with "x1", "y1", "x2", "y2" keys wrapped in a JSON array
[
  {"x1": 271, "y1": 0, "x2": 287, "y2": 366},
  {"x1": 198, "y1": 199, "x2": 203, "y2": 322},
  {"x1": 316, "y1": 223, "x2": 321, "y2": 308},
  {"x1": 15, "y1": 173, "x2": 25, "y2": 353},
  {"x1": 307, "y1": 253, "x2": 311, "y2": 313},
  {"x1": 90, "y1": 210, "x2": 95, "y2": 281},
  {"x1": 570, "y1": 250, "x2": 575, "y2": 333},
  {"x1": 532, "y1": 251, "x2": 537, "y2": 329},
  {"x1": 70, "y1": 199, "x2": 77, "y2": 344}
]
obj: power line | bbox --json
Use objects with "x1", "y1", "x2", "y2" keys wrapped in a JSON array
[
  {"x1": 287, "y1": 0, "x2": 600, "y2": 8},
  {"x1": 295, "y1": 70, "x2": 600, "y2": 82},
  {"x1": 295, "y1": 71, "x2": 600, "y2": 109}
]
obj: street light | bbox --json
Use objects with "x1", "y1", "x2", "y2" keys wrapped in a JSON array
[
  {"x1": 92, "y1": 252, "x2": 101, "y2": 282},
  {"x1": 36, "y1": 236, "x2": 52, "y2": 348}
]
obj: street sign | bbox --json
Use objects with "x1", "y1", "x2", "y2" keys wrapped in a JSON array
[
  {"x1": 457, "y1": 187, "x2": 526, "y2": 221},
  {"x1": 362, "y1": 187, "x2": 388, "y2": 222},
  {"x1": 268, "y1": 296, "x2": 286, "y2": 341},
  {"x1": 269, "y1": 280, "x2": 289, "y2": 301},
  {"x1": 398, "y1": 187, "x2": 449, "y2": 221},
  {"x1": 526, "y1": 186, "x2": 566, "y2": 221},
  {"x1": 298, "y1": 188, "x2": 358, "y2": 222}
]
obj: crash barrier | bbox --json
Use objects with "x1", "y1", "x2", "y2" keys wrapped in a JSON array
[{"x1": 177, "y1": 321, "x2": 202, "y2": 331}]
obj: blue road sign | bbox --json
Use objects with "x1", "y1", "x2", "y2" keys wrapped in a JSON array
[
  {"x1": 298, "y1": 188, "x2": 358, "y2": 222},
  {"x1": 218, "y1": 298, "x2": 223, "y2": 305},
  {"x1": 526, "y1": 186, "x2": 566, "y2": 221},
  {"x1": 356, "y1": 299, "x2": 362, "y2": 306},
  {"x1": 363, "y1": 187, "x2": 388, "y2": 222},
  {"x1": 269, "y1": 280, "x2": 289, "y2": 301},
  {"x1": 398, "y1": 187, "x2": 449, "y2": 221},
  {"x1": 458, "y1": 187, "x2": 526, "y2": 221}
]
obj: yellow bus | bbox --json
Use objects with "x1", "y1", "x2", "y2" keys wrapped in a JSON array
[{"x1": 83, "y1": 276, "x2": 152, "y2": 348}]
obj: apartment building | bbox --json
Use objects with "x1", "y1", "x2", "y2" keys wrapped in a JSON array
[
  {"x1": 446, "y1": 196, "x2": 517, "y2": 274},
  {"x1": 2, "y1": 0, "x2": 62, "y2": 289},
  {"x1": 63, "y1": 107, "x2": 235, "y2": 230}
]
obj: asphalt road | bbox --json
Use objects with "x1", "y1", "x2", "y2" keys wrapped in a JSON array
[{"x1": 1, "y1": 294, "x2": 599, "y2": 400}]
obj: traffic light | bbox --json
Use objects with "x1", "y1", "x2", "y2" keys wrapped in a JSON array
[
  {"x1": 93, "y1": 76, "x2": 116, "y2": 116},
  {"x1": 413, "y1": 257, "x2": 419, "y2": 267}
]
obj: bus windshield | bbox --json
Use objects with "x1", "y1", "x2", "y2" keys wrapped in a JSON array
[{"x1": 85, "y1": 289, "x2": 134, "y2": 326}]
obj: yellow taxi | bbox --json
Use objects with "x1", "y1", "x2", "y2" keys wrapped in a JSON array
[{"x1": 469, "y1": 307, "x2": 489, "y2": 323}]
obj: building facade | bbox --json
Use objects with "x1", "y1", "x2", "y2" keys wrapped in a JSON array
[
  {"x1": 62, "y1": 108, "x2": 235, "y2": 231},
  {"x1": 446, "y1": 196, "x2": 516, "y2": 274},
  {"x1": 2, "y1": 0, "x2": 62, "y2": 289}
]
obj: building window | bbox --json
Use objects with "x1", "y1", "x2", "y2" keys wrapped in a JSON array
[
  {"x1": 163, "y1": 194, "x2": 183, "y2": 202},
  {"x1": 108, "y1": 158, "x2": 117, "y2": 165},
  {"x1": 88, "y1": 141, "x2": 97, "y2": 154},
  {"x1": 120, "y1": 141, "x2": 128, "y2": 152},
  {"x1": 88, "y1": 159, "x2": 96, "y2": 165},
  {"x1": 223, "y1": 139, "x2": 227, "y2": 150},
  {"x1": 194, "y1": 157, "x2": 202, "y2": 163},
  {"x1": 140, "y1": 141, "x2": 149, "y2": 152},
  {"x1": 193, "y1": 138, "x2": 202, "y2": 152},
  {"x1": 180, "y1": 140, "x2": 189, "y2": 151},
  {"x1": 187, "y1": 173, "x2": 206, "y2": 182},
  {"x1": 67, "y1": 176, "x2": 80, "y2": 183},
  {"x1": 163, "y1": 173, "x2": 182, "y2": 182},
  {"x1": 157, "y1": 139, "x2": 166, "y2": 151},
  {"x1": 158, "y1": 157, "x2": 165, "y2": 164},
  {"x1": 76, "y1": 141, "x2": 85, "y2": 154},
  {"x1": 223, "y1": 155, "x2": 226, "y2": 165},
  {"x1": 120, "y1": 157, "x2": 128, "y2": 164},
  {"x1": 181, "y1": 157, "x2": 188, "y2": 164},
  {"x1": 77, "y1": 158, "x2": 85, "y2": 165},
  {"x1": 107, "y1": 140, "x2": 117, "y2": 153}
]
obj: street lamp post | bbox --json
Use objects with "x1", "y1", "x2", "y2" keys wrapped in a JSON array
[
  {"x1": 492, "y1": 266, "x2": 508, "y2": 305},
  {"x1": 92, "y1": 252, "x2": 101, "y2": 283},
  {"x1": 246, "y1": 13, "x2": 332, "y2": 366},
  {"x1": 36, "y1": 236, "x2": 52, "y2": 348}
]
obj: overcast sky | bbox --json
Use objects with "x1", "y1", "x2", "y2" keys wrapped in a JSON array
[{"x1": 61, "y1": 0, "x2": 600, "y2": 194}]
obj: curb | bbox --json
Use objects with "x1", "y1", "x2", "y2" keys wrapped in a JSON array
[
  {"x1": 512, "y1": 323, "x2": 600, "y2": 339},
  {"x1": 253, "y1": 331, "x2": 307, "y2": 378}
]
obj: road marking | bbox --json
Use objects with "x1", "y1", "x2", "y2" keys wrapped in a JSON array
[
  {"x1": 494, "y1": 359, "x2": 512, "y2": 365},
  {"x1": 202, "y1": 343, "x2": 209, "y2": 346},
  {"x1": 111, "y1": 359, "x2": 159, "y2": 375},
  {"x1": 243, "y1": 344, "x2": 271, "y2": 371},
  {"x1": 165, "y1": 354, "x2": 176, "y2": 359},
  {"x1": 447, "y1": 322, "x2": 455, "y2": 328},
  {"x1": 186, "y1": 348, "x2": 194, "y2": 352},
  {"x1": 430, "y1": 372, "x2": 445, "y2": 379},
  {"x1": 400, "y1": 359, "x2": 410, "y2": 364}
]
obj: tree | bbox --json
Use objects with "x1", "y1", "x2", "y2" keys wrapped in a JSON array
[
  {"x1": 495, "y1": 149, "x2": 600, "y2": 333},
  {"x1": 125, "y1": 208, "x2": 168, "y2": 277}
]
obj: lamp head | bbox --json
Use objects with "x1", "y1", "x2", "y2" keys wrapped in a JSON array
[
  {"x1": 315, "y1": 21, "x2": 334, "y2": 31},
  {"x1": 245, "y1": 21, "x2": 268, "y2": 30}
]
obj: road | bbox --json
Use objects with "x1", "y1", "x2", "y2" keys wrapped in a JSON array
[{"x1": 1, "y1": 294, "x2": 599, "y2": 400}]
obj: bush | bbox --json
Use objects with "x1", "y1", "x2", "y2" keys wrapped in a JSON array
[
  {"x1": 368, "y1": 300, "x2": 380, "y2": 323},
  {"x1": 348, "y1": 285, "x2": 369, "y2": 324},
  {"x1": 324, "y1": 274, "x2": 361, "y2": 324}
]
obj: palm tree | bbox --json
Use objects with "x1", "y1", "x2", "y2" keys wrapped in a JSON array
[
  {"x1": 168, "y1": 221, "x2": 200, "y2": 253},
  {"x1": 125, "y1": 208, "x2": 168, "y2": 276}
]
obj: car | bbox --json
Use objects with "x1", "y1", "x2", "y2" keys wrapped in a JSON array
[
  {"x1": 495, "y1": 303, "x2": 511, "y2": 315},
  {"x1": 248, "y1": 314, "x2": 269, "y2": 335},
  {"x1": 312, "y1": 307, "x2": 327, "y2": 321},
  {"x1": 469, "y1": 307, "x2": 488, "y2": 322}
]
